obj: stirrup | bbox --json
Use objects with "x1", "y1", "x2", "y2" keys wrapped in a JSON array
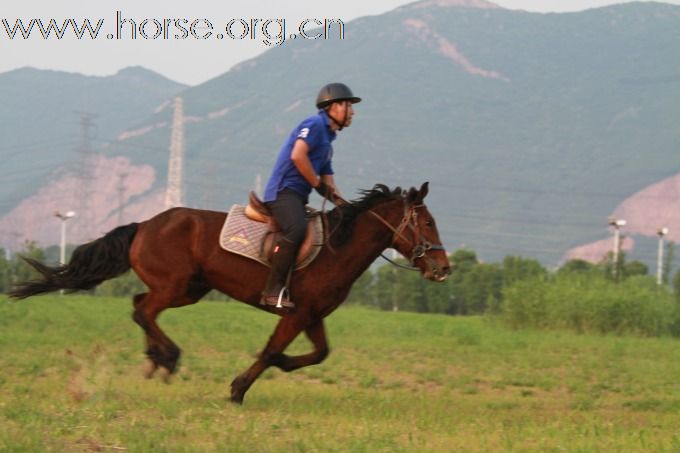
[
  {"x1": 275, "y1": 287, "x2": 291, "y2": 309},
  {"x1": 261, "y1": 287, "x2": 295, "y2": 309}
]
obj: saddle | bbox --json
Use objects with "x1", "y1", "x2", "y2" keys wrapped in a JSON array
[
  {"x1": 245, "y1": 191, "x2": 272, "y2": 224},
  {"x1": 219, "y1": 192, "x2": 323, "y2": 269}
]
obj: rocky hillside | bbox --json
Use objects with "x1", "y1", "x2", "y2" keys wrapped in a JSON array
[{"x1": 2, "y1": 0, "x2": 679, "y2": 268}]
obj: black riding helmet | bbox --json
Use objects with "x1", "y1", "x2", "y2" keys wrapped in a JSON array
[{"x1": 315, "y1": 83, "x2": 361, "y2": 109}]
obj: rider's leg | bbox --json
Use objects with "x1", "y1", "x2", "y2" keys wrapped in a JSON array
[{"x1": 261, "y1": 189, "x2": 307, "y2": 308}]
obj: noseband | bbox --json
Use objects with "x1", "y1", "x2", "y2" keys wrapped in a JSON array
[{"x1": 368, "y1": 199, "x2": 446, "y2": 270}]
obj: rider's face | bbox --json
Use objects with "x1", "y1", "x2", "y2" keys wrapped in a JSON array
[
  {"x1": 329, "y1": 101, "x2": 354, "y2": 128},
  {"x1": 343, "y1": 102, "x2": 354, "y2": 126}
]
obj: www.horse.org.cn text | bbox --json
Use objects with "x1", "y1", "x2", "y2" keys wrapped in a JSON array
[{"x1": 0, "y1": 11, "x2": 346, "y2": 46}]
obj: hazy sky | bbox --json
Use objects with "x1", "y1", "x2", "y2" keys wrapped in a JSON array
[{"x1": 2, "y1": 0, "x2": 678, "y2": 85}]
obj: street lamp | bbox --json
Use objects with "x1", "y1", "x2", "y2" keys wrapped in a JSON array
[
  {"x1": 55, "y1": 210, "x2": 75, "y2": 265},
  {"x1": 657, "y1": 227, "x2": 669, "y2": 286},
  {"x1": 608, "y1": 217, "x2": 626, "y2": 279},
  {"x1": 391, "y1": 248, "x2": 399, "y2": 312}
]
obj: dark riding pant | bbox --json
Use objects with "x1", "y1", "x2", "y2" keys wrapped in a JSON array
[{"x1": 267, "y1": 189, "x2": 307, "y2": 247}]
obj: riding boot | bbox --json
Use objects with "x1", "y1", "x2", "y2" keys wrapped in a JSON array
[{"x1": 261, "y1": 238, "x2": 298, "y2": 309}]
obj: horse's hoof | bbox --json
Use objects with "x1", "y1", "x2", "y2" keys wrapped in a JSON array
[
  {"x1": 230, "y1": 376, "x2": 247, "y2": 404},
  {"x1": 230, "y1": 393, "x2": 244, "y2": 405},
  {"x1": 158, "y1": 367, "x2": 173, "y2": 384},
  {"x1": 142, "y1": 359, "x2": 157, "y2": 379}
]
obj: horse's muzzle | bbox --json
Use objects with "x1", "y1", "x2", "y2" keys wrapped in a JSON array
[{"x1": 425, "y1": 260, "x2": 451, "y2": 282}]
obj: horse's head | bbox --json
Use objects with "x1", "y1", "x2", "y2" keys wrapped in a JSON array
[
  {"x1": 328, "y1": 182, "x2": 451, "y2": 281},
  {"x1": 387, "y1": 182, "x2": 451, "y2": 282}
]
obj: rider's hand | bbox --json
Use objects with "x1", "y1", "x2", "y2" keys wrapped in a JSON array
[{"x1": 314, "y1": 181, "x2": 334, "y2": 199}]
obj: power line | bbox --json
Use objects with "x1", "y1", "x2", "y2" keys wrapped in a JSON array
[{"x1": 73, "y1": 111, "x2": 97, "y2": 242}]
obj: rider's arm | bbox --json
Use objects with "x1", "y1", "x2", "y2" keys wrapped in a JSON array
[
  {"x1": 321, "y1": 174, "x2": 340, "y2": 197},
  {"x1": 290, "y1": 139, "x2": 323, "y2": 188}
]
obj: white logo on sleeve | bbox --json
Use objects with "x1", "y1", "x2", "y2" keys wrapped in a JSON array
[{"x1": 298, "y1": 128, "x2": 310, "y2": 139}]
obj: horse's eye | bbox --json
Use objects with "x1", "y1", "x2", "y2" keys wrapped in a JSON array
[{"x1": 425, "y1": 220, "x2": 433, "y2": 228}]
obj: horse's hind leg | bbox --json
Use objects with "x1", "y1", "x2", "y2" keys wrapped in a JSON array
[
  {"x1": 132, "y1": 280, "x2": 210, "y2": 379},
  {"x1": 133, "y1": 291, "x2": 182, "y2": 379},
  {"x1": 132, "y1": 293, "x2": 159, "y2": 378}
]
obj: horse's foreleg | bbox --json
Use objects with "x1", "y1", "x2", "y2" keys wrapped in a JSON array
[
  {"x1": 230, "y1": 315, "x2": 309, "y2": 404},
  {"x1": 273, "y1": 319, "x2": 329, "y2": 372}
]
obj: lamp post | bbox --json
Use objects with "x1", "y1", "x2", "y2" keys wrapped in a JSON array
[
  {"x1": 391, "y1": 248, "x2": 399, "y2": 312},
  {"x1": 608, "y1": 217, "x2": 626, "y2": 279},
  {"x1": 657, "y1": 227, "x2": 669, "y2": 286},
  {"x1": 55, "y1": 210, "x2": 75, "y2": 265}
]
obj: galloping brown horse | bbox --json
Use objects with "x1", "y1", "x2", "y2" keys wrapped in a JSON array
[{"x1": 10, "y1": 183, "x2": 450, "y2": 403}]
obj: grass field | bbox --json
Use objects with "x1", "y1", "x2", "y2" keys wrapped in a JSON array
[{"x1": 1, "y1": 295, "x2": 680, "y2": 452}]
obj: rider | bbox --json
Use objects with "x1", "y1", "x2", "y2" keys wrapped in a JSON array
[{"x1": 261, "y1": 82, "x2": 361, "y2": 309}]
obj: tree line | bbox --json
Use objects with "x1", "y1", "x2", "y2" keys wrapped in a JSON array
[
  {"x1": 347, "y1": 246, "x2": 680, "y2": 313},
  {"x1": 4, "y1": 241, "x2": 680, "y2": 336},
  {"x1": 344, "y1": 245, "x2": 680, "y2": 337}
]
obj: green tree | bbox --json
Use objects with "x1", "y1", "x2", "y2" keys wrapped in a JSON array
[
  {"x1": 385, "y1": 263, "x2": 429, "y2": 313},
  {"x1": 599, "y1": 250, "x2": 629, "y2": 282},
  {"x1": 663, "y1": 241, "x2": 675, "y2": 286},
  {"x1": 44, "y1": 245, "x2": 61, "y2": 265},
  {"x1": 345, "y1": 270, "x2": 375, "y2": 305},
  {"x1": 450, "y1": 249, "x2": 478, "y2": 273},
  {"x1": 453, "y1": 263, "x2": 503, "y2": 315},
  {"x1": 11, "y1": 241, "x2": 46, "y2": 285},
  {"x1": 673, "y1": 269, "x2": 680, "y2": 300},
  {"x1": 96, "y1": 272, "x2": 146, "y2": 297},
  {"x1": 502, "y1": 256, "x2": 547, "y2": 286},
  {"x1": 0, "y1": 248, "x2": 10, "y2": 293},
  {"x1": 558, "y1": 259, "x2": 594, "y2": 275},
  {"x1": 374, "y1": 263, "x2": 401, "y2": 311},
  {"x1": 423, "y1": 273, "x2": 455, "y2": 314},
  {"x1": 622, "y1": 260, "x2": 648, "y2": 278},
  {"x1": 447, "y1": 249, "x2": 479, "y2": 315}
]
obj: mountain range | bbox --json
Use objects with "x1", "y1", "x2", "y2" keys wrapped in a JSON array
[{"x1": 1, "y1": 0, "x2": 679, "y2": 269}]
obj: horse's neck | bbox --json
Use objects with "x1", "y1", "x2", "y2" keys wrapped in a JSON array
[{"x1": 329, "y1": 201, "x2": 402, "y2": 280}]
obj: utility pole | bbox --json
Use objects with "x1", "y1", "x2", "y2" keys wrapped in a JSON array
[
  {"x1": 55, "y1": 211, "x2": 76, "y2": 265},
  {"x1": 74, "y1": 112, "x2": 97, "y2": 242},
  {"x1": 392, "y1": 248, "x2": 399, "y2": 312},
  {"x1": 608, "y1": 217, "x2": 626, "y2": 280},
  {"x1": 165, "y1": 97, "x2": 185, "y2": 209},
  {"x1": 657, "y1": 227, "x2": 669, "y2": 286},
  {"x1": 117, "y1": 171, "x2": 128, "y2": 225},
  {"x1": 55, "y1": 210, "x2": 75, "y2": 295}
]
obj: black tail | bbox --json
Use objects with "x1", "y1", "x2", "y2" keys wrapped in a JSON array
[{"x1": 9, "y1": 223, "x2": 139, "y2": 299}]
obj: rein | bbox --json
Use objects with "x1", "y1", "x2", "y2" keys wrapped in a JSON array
[
  {"x1": 321, "y1": 192, "x2": 445, "y2": 272},
  {"x1": 378, "y1": 251, "x2": 421, "y2": 271}
]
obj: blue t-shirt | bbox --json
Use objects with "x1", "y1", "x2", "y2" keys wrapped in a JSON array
[{"x1": 263, "y1": 110, "x2": 336, "y2": 203}]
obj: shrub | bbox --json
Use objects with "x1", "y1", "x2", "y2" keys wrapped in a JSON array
[{"x1": 500, "y1": 273, "x2": 679, "y2": 337}]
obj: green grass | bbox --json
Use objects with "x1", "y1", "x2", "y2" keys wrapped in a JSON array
[{"x1": 2, "y1": 296, "x2": 680, "y2": 452}]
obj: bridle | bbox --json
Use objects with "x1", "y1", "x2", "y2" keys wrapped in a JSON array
[
  {"x1": 320, "y1": 191, "x2": 447, "y2": 274},
  {"x1": 367, "y1": 197, "x2": 447, "y2": 272}
]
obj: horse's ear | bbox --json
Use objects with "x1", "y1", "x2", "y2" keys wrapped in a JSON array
[
  {"x1": 416, "y1": 182, "x2": 429, "y2": 203},
  {"x1": 406, "y1": 187, "x2": 418, "y2": 203},
  {"x1": 374, "y1": 183, "x2": 389, "y2": 194}
]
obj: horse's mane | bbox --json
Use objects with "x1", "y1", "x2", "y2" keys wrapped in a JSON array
[{"x1": 325, "y1": 184, "x2": 405, "y2": 248}]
